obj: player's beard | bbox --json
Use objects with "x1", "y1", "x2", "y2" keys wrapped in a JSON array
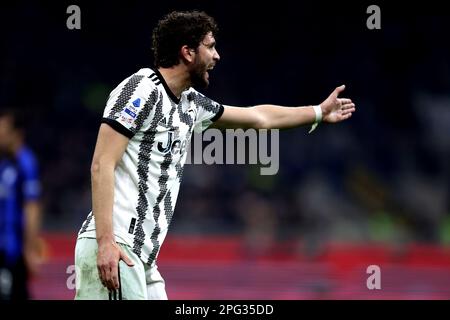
[{"x1": 190, "y1": 59, "x2": 209, "y2": 89}]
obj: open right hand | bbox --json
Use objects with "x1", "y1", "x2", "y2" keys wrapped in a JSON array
[
  {"x1": 320, "y1": 85, "x2": 356, "y2": 123},
  {"x1": 97, "y1": 240, "x2": 134, "y2": 291}
]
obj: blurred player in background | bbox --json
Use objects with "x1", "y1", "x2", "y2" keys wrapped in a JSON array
[
  {"x1": 75, "y1": 10, "x2": 356, "y2": 300},
  {"x1": 0, "y1": 109, "x2": 42, "y2": 300}
]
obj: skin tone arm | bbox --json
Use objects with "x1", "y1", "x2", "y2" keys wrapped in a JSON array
[
  {"x1": 23, "y1": 201, "x2": 42, "y2": 276},
  {"x1": 214, "y1": 85, "x2": 355, "y2": 129},
  {"x1": 91, "y1": 123, "x2": 134, "y2": 291}
]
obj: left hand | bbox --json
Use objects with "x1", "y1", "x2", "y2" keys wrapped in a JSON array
[
  {"x1": 24, "y1": 240, "x2": 44, "y2": 277},
  {"x1": 320, "y1": 85, "x2": 356, "y2": 123}
]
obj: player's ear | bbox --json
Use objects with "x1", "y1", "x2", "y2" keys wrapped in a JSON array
[{"x1": 180, "y1": 45, "x2": 195, "y2": 63}]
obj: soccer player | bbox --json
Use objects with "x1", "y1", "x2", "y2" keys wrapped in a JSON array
[
  {"x1": 0, "y1": 109, "x2": 42, "y2": 300},
  {"x1": 75, "y1": 10, "x2": 356, "y2": 299}
]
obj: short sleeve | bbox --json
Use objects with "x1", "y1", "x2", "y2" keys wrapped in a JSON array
[
  {"x1": 102, "y1": 74, "x2": 158, "y2": 138},
  {"x1": 18, "y1": 148, "x2": 41, "y2": 201},
  {"x1": 188, "y1": 89, "x2": 224, "y2": 133}
]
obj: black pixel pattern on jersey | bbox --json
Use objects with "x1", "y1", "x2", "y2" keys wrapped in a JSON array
[
  {"x1": 147, "y1": 101, "x2": 177, "y2": 266},
  {"x1": 132, "y1": 92, "x2": 164, "y2": 258},
  {"x1": 109, "y1": 75, "x2": 145, "y2": 120}
]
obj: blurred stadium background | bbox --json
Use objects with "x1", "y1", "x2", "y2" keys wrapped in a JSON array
[{"x1": 1, "y1": 1, "x2": 450, "y2": 299}]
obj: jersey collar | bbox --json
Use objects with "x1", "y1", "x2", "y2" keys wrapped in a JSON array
[{"x1": 151, "y1": 68, "x2": 181, "y2": 104}]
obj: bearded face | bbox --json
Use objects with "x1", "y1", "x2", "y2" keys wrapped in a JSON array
[
  {"x1": 190, "y1": 54, "x2": 210, "y2": 89},
  {"x1": 188, "y1": 32, "x2": 219, "y2": 89}
]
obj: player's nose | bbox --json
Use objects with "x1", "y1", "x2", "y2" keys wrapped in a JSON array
[{"x1": 213, "y1": 49, "x2": 220, "y2": 62}]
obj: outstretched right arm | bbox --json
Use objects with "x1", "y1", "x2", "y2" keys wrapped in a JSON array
[{"x1": 91, "y1": 123, "x2": 134, "y2": 291}]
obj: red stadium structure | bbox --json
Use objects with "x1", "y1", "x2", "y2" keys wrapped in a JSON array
[{"x1": 32, "y1": 233, "x2": 450, "y2": 300}]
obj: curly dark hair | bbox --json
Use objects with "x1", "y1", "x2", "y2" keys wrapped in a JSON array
[{"x1": 152, "y1": 11, "x2": 219, "y2": 68}]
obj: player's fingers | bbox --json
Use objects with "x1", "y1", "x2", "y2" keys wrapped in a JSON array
[
  {"x1": 342, "y1": 107, "x2": 355, "y2": 115},
  {"x1": 110, "y1": 263, "x2": 119, "y2": 289},
  {"x1": 342, "y1": 103, "x2": 355, "y2": 110},
  {"x1": 104, "y1": 265, "x2": 115, "y2": 291},
  {"x1": 120, "y1": 250, "x2": 135, "y2": 267},
  {"x1": 98, "y1": 265, "x2": 107, "y2": 287},
  {"x1": 334, "y1": 85, "x2": 346, "y2": 95},
  {"x1": 342, "y1": 112, "x2": 353, "y2": 120},
  {"x1": 339, "y1": 98, "x2": 352, "y2": 105}
]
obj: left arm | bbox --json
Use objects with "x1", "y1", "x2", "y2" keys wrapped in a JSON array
[
  {"x1": 23, "y1": 200, "x2": 42, "y2": 276},
  {"x1": 20, "y1": 151, "x2": 43, "y2": 276},
  {"x1": 213, "y1": 85, "x2": 355, "y2": 130}
]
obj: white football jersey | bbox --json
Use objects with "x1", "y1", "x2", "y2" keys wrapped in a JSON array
[{"x1": 78, "y1": 68, "x2": 223, "y2": 266}]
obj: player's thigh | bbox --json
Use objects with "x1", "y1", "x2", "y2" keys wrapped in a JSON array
[
  {"x1": 74, "y1": 238, "x2": 147, "y2": 300},
  {"x1": 117, "y1": 243, "x2": 147, "y2": 300},
  {"x1": 74, "y1": 237, "x2": 109, "y2": 300},
  {"x1": 145, "y1": 264, "x2": 168, "y2": 300}
]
